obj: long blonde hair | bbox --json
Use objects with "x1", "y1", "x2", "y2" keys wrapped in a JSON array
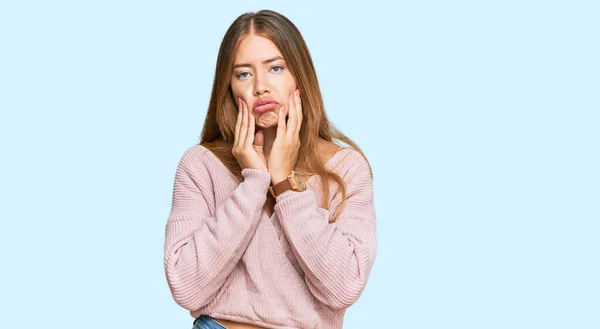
[{"x1": 199, "y1": 9, "x2": 372, "y2": 223}]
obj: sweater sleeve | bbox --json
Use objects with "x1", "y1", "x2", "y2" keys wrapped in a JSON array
[
  {"x1": 273, "y1": 150, "x2": 377, "y2": 311},
  {"x1": 163, "y1": 146, "x2": 271, "y2": 311}
]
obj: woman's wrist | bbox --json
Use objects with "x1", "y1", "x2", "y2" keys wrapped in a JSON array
[{"x1": 270, "y1": 172, "x2": 288, "y2": 186}]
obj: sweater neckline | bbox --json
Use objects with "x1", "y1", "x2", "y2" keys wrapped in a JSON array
[{"x1": 298, "y1": 147, "x2": 350, "y2": 183}]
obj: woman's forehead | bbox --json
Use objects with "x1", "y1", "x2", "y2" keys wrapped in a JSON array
[{"x1": 234, "y1": 35, "x2": 283, "y2": 64}]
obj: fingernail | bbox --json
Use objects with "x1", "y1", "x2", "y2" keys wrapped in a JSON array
[{"x1": 295, "y1": 89, "x2": 299, "y2": 97}]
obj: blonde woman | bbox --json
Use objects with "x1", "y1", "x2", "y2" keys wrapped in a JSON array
[{"x1": 164, "y1": 9, "x2": 377, "y2": 329}]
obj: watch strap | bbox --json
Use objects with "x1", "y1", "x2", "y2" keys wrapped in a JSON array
[
  {"x1": 269, "y1": 171, "x2": 305, "y2": 198},
  {"x1": 269, "y1": 178, "x2": 292, "y2": 198}
]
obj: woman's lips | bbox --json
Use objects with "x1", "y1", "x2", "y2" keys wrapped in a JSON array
[{"x1": 254, "y1": 102, "x2": 279, "y2": 113}]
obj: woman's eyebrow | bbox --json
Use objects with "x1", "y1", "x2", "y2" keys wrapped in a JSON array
[{"x1": 233, "y1": 56, "x2": 284, "y2": 69}]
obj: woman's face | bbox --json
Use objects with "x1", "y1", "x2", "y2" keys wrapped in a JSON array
[{"x1": 230, "y1": 34, "x2": 297, "y2": 128}]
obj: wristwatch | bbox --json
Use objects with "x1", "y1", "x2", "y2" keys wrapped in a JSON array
[{"x1": 269, "y1": 171, "x2": 307, "y2": 198}]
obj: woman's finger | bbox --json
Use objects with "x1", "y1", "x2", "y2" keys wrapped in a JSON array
[
  {"x1": 276, "y1": 105, "x2": 286, "y2": 144},
  {"x1": 244, "y1": 110, "x2": 255, "y2": 149},
  {"x1": 286, "y1": 90, "x2": 296, "y2": 140},
  {"x1": 294, "y1": 89, "x2": 303, "y2": 138},
  {"x1": 234, "y1": 97, "x2": 243, "y2": 147},
  {"x1": 239, "y1": 99, "x2": 249, "y2": 147}
]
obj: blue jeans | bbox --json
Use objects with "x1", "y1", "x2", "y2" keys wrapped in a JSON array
[{"x1": 192, "y1": 315, "x2": 228, "y2": 329}]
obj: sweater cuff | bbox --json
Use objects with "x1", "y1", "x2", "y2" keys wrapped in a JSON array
[
  {"x1": 241, "y1": 168, "x2": 271, "y2": 190},
  {"x1": 275, "y1": 189, "x2": 309, "y2": 204},
  {"x1": 274, "y1": 189, "x2": 318, "y2": 217}
]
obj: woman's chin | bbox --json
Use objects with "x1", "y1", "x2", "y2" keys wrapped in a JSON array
[{"x1": 256, "y1": 111, "x2": 279, "y2": 128}]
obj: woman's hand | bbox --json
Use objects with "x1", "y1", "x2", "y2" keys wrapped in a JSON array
[
  {"x1": 232, "y1": 97, "x2": 268, "y2": 172},
  {"x1": 268, "y1": 89, "x2": 302, "y2": 185}
]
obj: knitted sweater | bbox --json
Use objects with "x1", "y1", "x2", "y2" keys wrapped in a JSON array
[{"x1": 164, "y1": 144, "x2": 377, "y2": 329}]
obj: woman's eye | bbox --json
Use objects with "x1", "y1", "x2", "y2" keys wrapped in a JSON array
[{"x1": 236, "y1": 66, "x2": 283, "y2": 80}]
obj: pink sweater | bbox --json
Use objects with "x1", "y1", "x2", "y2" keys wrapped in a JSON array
[{"x1": 164, "y1": 144, "x2": 377, "y2": 329}]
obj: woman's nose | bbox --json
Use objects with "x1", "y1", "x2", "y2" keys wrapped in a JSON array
[{"x1": 253, "y1": 72, "x2": 270, "y2": 95}]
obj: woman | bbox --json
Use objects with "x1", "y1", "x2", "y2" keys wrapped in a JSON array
[{"x1": 164, "y1": 9, "x2": 377, "y2": 329}]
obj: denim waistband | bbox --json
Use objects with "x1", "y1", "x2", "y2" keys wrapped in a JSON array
[{"x1": 192, "y1": 315, "x2": 228, "y2": 329}]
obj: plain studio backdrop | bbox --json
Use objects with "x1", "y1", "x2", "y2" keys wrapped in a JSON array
[{"x1": 0, "y1": 1, "x2": 598, "y2": 328}]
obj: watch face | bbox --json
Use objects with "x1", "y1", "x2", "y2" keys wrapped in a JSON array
[{"x1": 293, "y1": 172, "x2": 306, "y2": 190}]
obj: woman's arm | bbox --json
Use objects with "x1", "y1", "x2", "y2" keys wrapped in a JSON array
[
  {"x1": 164, "y1": 146, "x2": 271, "y2": 311},
  {"x1": 273, "y1": 151, "x2": 377, "y2": 311}
]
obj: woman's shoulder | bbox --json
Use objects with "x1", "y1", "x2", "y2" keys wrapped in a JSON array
[
  {"x1": 321, "y1": 142, "x2": 371, "y2": 179},
  {"x1": 179, "y1": 143, "x2": 211, "y2": 162},
  {"x1": 318, "y1": 140, "x2": 364, "y2": 163},
  {"x1": 177, "y1": 143, "x2": 227, "y2": 174},
  {"x1": 318, "y1": 140, "x2": 344, "y2": 163}
]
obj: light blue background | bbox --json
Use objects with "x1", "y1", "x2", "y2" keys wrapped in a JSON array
[{"x1": 1, "y1": 1, "x2": 598, "y2": 328}]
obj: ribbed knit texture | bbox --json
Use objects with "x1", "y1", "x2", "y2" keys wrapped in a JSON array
[{"x1": 164, "y1": 144, "x2": 376, "y2": 329}]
